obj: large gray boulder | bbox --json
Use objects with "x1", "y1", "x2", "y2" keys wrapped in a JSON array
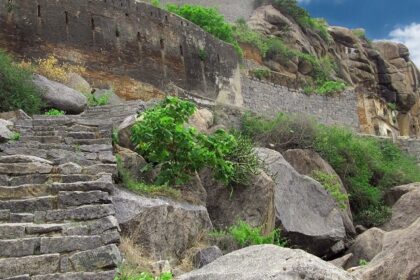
[
  {"x1": 256, "y1": 148, "x2": 346, "y2": 257},
  {"x1": 112, "y1": 188, "x2": 213, "y2": 260},
  {"x1": 33, "y1": 74, "x2": 87, "y2": 114},
  {"x1": 65, "y1": 72, "x2": 92, "y2": 94},
  {"x1": 382, "y1": 187, "x2": 420, "y2": 231},
  {"x1": 201, "y1": 169, "x2": 276, "y2": 235},
  {"x1": 344, "y1": 228, "x2": 385, "y2": 269},
  {"x1": 352, "y1": 218, "x2": 420, "y2": 280},
  {"x1": 0, "y1": 119, "x2": 13, "y2": 143},
  {"x1": 117, "y1": 114, "x2": 137, "y2": 151},
  {"x1": 383, "y1": 183, "x2": 419, "y2": 206},
  {"x1": 177, "y1": 245, "x2": 358, "y2": 280},
  {"x1": 283, "y1": 149, "x2": 355, "y2": 236}
]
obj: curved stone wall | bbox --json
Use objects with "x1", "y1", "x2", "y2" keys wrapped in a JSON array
[{"x1": 0, "y1": 0, "x2": 239, "y2": 101}]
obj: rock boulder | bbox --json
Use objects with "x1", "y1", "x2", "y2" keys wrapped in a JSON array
[
  {"x1": 112, "y1": 188, "x2": 213, "y2": 260},
  {"x1": 256, "y1": 148, "x2": 345, "y2": 257},
  {"x1": 283, "y1": 149, "x2": 355, "y2": 236},
  {"x1": 33, "y1": 74, "x2": 87, "y2": 114},
  {"x1": 178, "y1": 245, "x2": 358, "y2": 280}
]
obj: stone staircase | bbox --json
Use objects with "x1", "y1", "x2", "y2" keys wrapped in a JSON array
[{"x1": 0, "y1": 106, "x2": 141, "y2": 279}]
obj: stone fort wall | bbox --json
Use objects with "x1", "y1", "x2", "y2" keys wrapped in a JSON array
[
  {"x1": 158, "y1": 0, "x2": 257, "y2": 22},
  {"x1": 0, "y1": 0, "x2": 239, "y2": 101},
  {"x1": 241, "y1": 77, "x2": 361, "y2": 130}
]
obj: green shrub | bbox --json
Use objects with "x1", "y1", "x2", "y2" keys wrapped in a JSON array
[
  {"x1": 131, "y1": 97, "x2": 259, "y2": 186},
  {"x1": 115, "y1": 271, "x2": 173, "y2": 280},
  {"x1": 272, "y1": 0, "x2": 332, "y2": 42},
  {"x1": 10, "y1": 132, "x2": 21, "y2": 141},
  {"x1": 233, "y1": 21, "x2": 270, "y2": 56},
  {"x1": 242, "y1": 113, "x2": 420, "y2": 226},
  {"x1": 211, "y1": 221, "x2": 287, "y2": 248},
  {"x1": 44, "y1": 108, "x2": 65, "y2": 116},
  {"x1": 311, "y1": 170, "x2": 348, "y2": 209},
  {"x1": 315, "y1": 80, "x2": 346, "y2": 95},
  {"x1": 388, "y1": 102, "x2": 397, "y2": 111},
  {"x1": 0, "y1": 50, "x2": 42, "y2": 114},
  {"x1": 252, "y1": 68, "x2": 271, "y2": 80},
  {"x1": 358, "y1": 259, "x2": 369, "y2": 266},
  {"x1": 167, "y1": 4, "x2": 242, "y2": 56},
  {"x1": 352, "y1": 29, "x2": 366, "y2": 39},
  {"x1": 87, "y1": 91, "x2": 111, "y2": 107}
]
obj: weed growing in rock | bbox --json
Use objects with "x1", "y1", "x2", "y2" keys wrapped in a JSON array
[
  {"x1": 358, "y1": 259, "x2": 369, "y2": 266},
  {"x1": 115, "y1": 271, "x2": 173, "y2": 280},
  {"x1": 87, "y1": 91, "x2": 111, "y2": 107},
  {"x1": 166, "y1": 4, "x2": 243, "y2": 56},
  {"x1": 242, "y1": 113, "x2": 420, "y2": 226},
  {"x1": 10, "y1": 132, "x2": 21, "y2": 141},
  {"x1": 311, "y1": 170, "x2": 348, "y2": 209},
  {"x1": 272, "y1": 0, "x2": 332, "y2": 42},
  {"x1": 44, "y1": 108, "x2": 65, "y2": 116},
  {"x1": 0, "y1": 49, "x2": 42, "y2": 114},
  {"x1": 131, "y1": 96, "x2": 259, "y2": 186},
  {"x1": 211, "y1": 221, "x2": 287, "y2": 248}
]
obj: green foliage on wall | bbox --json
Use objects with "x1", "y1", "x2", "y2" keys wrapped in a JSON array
[
  {"x1": 167, "y1": 4, "x2": 243, "y2": 56},
  {"x1": 0, "y1": 50, "x2": 42, "y2": 114},
  {"x1": 242, "y1": 112, "x2": 420, "y2": 226}
]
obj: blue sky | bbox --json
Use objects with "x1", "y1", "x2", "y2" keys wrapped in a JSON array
[{"x1": 298, "y1": 0, "x2": 420, "y2": 66}]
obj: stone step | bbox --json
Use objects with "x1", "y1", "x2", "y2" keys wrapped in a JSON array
[
  {"x1": 29, "y1": 270, "x2": 117, "y2": 280},
  {"x1": 19, "y1": 136, "x2": 63, "y2": 144},
  {"x1": 0, "y1": 196, "x2": 56, "y2": 213},
  {"x1": 35, "y1": 204, "x2": 115, "y2": 223}
]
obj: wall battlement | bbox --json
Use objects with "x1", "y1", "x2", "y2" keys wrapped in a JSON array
[{"x1": 0, "y1": 0, "x2": 239, "y2": 101}]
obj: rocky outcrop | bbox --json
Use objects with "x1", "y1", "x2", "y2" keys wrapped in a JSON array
[
  {"x1": 283, "y1": 149, "x2": 355, "y2": 236},
  {"x1": 0, "y1": 114, "x2": 123, "y2": 279},
  {"x1": 178, "y1": 245, "x2": 358, "y2": 280},
  {"x1": 112, "y1": 187, "x2": 213, "y2": 260},
  {"x1": 0, "y1": 119, "x2": 14, "y2": 143},
  {"x1": 382, "y1": 186, "x2": 420, "y2": 231},
  {"x1": 201, "y1": 169, "x2": 276, "y2": 235},
  {"x1": 383, "y1": 182, "x2": 420, "y2": 206},
  {"x1": 352, "y1": 218, "x2": 420, "y2": 280},
  {"x1": 193, "y1": 246, "x2": 223, "y2": 269},
  {"x1": 344, "y1": 228, "x2": 385, "y2": 269},
  {"x1": 33, "y1": 74, "x2": 87, "y2": 114},
  {"x1": 256, "y1": 148, "x2": 345, "y2": 257},
  {"x1": 246, "y1": 4, "x2": 420, "y2": 138}
]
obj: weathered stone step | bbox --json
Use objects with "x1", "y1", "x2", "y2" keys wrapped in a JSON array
[
  {"x1": 0, "y1": 196, "x2": 56, "y2": 213},
  {"x1": 0, "y1": 173, "x2": 100, "y2": 186},
  {"x1": 19, "y1": 136, "x2": 63, "y2": 144},
  {"x1": 34, "y1": 204, "x2": 115, "y2": 223},
  {"x1": 29, "y1": 270, "x2": 117, "y2": 280}
]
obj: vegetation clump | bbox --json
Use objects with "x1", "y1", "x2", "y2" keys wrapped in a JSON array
[
  {"x1": 167, "y1": 4, "x2": 242, "y2": 56},
  {"x1": 242, "y1": 113, "x2": 420, "y2": 226},
  {"x1": 131, "y1": 96, "x2": 259, "y2": 186},
  {"x1": 211, "y1": 221, "x2": 287, "y2": 248},
  {"x1": 44, "y1": 108, "x2": 65, "y2": 116},
  {"x1": 0, "y1": 50, "x2": 42, "y2": 114},
  {"x1": 311, "y1": 170, "x2": 348, "y2": 209},
  {"x1": 115, "y1": 271, "x2": 173, "y2": 280}
]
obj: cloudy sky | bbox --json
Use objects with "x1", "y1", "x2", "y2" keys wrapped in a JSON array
[{"x1": 297, "y1": 0, "x2": 420, "y2": 67}]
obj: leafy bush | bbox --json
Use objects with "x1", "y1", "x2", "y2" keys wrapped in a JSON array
[
  {"x1": 233, "y1": 21, "x2": 270, "y2": 56},
  {"x1": 272, "y1": 0, "x2": 332, "y2": 42},
  {"x1": 167, "y1": 4, "x2": 242, "y2": 56},
  {"x1": 311, "y1": 170, "x2": 348, "y2": 209},
  {"x1": 252, "y1": 68, "x2": 271, "y2": 80},
  {"x1": 242, "y1": 113, "x2": 420, "y2": 226},
  {"x1": 44, "y1": 108, "x2": 65, "y2": 116},
  {"x1": 87, "y1": 91, "x2": 111, "y2": 107},
  {"x1": 312, "y1": 80, "x2": 346, "y2": 95},
  {"x1": 211, "y1": 221, "x2": 287, "y2": 248},
  {"x1": 0, "y1": 50, "x2": 42, "y2": 114},
  {"x1": 115, "y1": 271, "x2": 173, "y2": 280},
  {"x1": 131, "y1": 97, "x2": 259, "y2": 186},
  {"x1": 10, "y1": 132, "x2": 21, "y2": 141}
]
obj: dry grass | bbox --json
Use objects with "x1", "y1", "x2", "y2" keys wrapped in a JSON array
[{"x1": 119, "y1": 236, "x2": 154, "y2": 277}]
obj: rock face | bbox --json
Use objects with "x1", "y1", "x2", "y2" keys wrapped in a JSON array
[
  {"x1": 0, "y1": 119, "x2": 14, "y2": 142},
  {"x1": 65, "y1": 73, "x2": 92, "y2": 94},
  {"x1": 283, "y1": 149, "x2": 355, "y2": 236},
  {"x1": 178, "y1": 245, "x2": 358, "y2": 280},
  {"x1": 193, "y1": 246, "x2": 223, "y2": 269},
  {"x1": 383, "y1": 183, "x2": 420, "y2": 206},
  {"x1": 256, "y1": 148, "x2": 346, "y2": 256},
  {"x1": 117, "y1": 114, "x2": 137, "y2": 151},
  {"x1": 382, "y1": 186, "x2": 420, "y2": 231},
  {"x1": 344, "y1": 228, "x2": 385, "y2": 269},
  {"x1": 353, "y1": 218, "x2": 420, "y2": 280},
  {"x1": 246, "y1": 4, "x2": 420, "y2": 138},
  {"x1": 189, "y1": 108, "x2": 214, "y2": 133},
  {"x1": 33, "y1": 74, "x2": 87, "y2": 114},
  {"x1": 202, "y1": 169, "x2": 276, "y2": 235},
  {"x1": 112, "y1": 187, "x2": 213, "y2": 260}
]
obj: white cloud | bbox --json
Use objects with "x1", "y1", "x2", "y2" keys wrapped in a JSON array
[{"x1": 388, "y1": 23, "x2": 420, "y2": 68}]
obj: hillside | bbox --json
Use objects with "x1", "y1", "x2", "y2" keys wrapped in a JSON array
[{"x1": 0, "y1": 0, "x2": 419, "y2": 279}]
